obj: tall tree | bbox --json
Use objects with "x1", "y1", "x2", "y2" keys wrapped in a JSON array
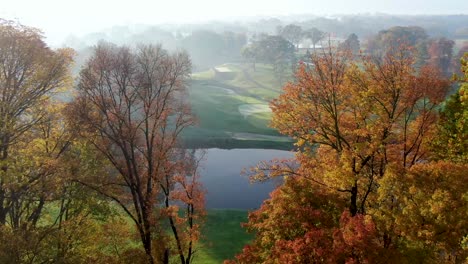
[
  {"x1": 255, "y1": 35, "x2": 295, "y2": 65},
  {"x1": 0, "y1": 21, "x2": 128, "y2": 263},
  {"x1": 339, "y1": 33, "x2": 360, "y2": 56},
  {"x1": 453, "y1": 42, "x2": 468, "y2": 76},
  {"x1": 433, "y1": 53, "x2": 468, "y2": 162},
  {"x1": 303, "y1": 27, "x2": 325, "y2": 50},
  {"x1": 244, "y1": 35, "x2": 295, "y2": 83},
  {"x1": 70, "y1": 43, "x2": 204, "y2": 264},
  {"x1": 279, "y1": 24, "x2": 303, "y2": 49},
  {"x1": 241, "y1": 46, "x2": 258, "y2": 71},
  {"x1": 415, "y1": 40, "x2": 431, "y2": 70},
  {"x1": 228, "y1": 47, "x2": 468, "y2": 263},
  {"x1": 222, "y1": 31, "x2": 247, "y2": 59},
  {"x1": 0, "y1": 19, "x2": 73, "y2": 225},
  {"x1": 181, "y1": 30, "x2": 225, "y2": 68},
  {"x1": 428, "y1": 37, "x2": 455, "y2": 76},
  {"x1": 367, "y1": 26, "x2": 428, "y2": 58}
]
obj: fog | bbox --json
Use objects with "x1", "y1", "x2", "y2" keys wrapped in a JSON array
[{"x1": 1, "y1": 0, "x2": 467, "y2": 46}]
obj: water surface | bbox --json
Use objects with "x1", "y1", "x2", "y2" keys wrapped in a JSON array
[{"x1": 198, "y1": 148, "x2": 294, "y2": 209}]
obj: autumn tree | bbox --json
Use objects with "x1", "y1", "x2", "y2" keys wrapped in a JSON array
[
  {"x1": 0, "y1": 21, "x2": 123, "y2": 261},
  {"x1": 0, "y1": 17, "x2": 83, "y2": 243},
  {"x1": 0, "y1": 21, "x2": 119, "y2": 260},
  {"x1": 229, "y1": 47, "x2": 468, "y2": 263},
  {"x1": 0, "y1": 19, "x2": 73, "y2": 226},
  {"x1": 70, "y1": 42, "x2": 204, "y2": 264},
  {"x1": 428, "y1": 37, "x2": 455, "y2": 76}
]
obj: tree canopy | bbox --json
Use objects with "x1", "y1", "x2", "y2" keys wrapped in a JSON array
[
  {"x1": 70, "y1": 42, "x2": 204, "y2": 264},
  {"x1": 228, "y1": 48, "x2": 468, "y2": 263}
]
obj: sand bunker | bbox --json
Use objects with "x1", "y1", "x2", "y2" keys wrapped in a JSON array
[
  {"x1": 214, "y1": 66, "x2": 233, "y2": 72},
  {"x1": 238, "y1": 104, "x2": 271, "y2": 118},
  {"x1": 207, "y1": 85, "x2": 236, "y2": 95},
  {"x1": 227, "y1": 132, "x2": 291, "y2": 142},
  {"x1": 221, "y1": 88, "x2": 236, "y2": 94}
]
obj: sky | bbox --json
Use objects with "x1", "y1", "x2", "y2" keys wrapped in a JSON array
[{"x1": 1, "y1": 0, "x2": 467, "y2": 45}]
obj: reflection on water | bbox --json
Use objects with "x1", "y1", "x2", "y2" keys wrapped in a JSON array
[{"x1": 198, "y1": 148, "x2": 294, "y2": 209}]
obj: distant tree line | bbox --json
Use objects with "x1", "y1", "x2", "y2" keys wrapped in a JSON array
[{"x1": 64, "y1": 15, "x2": 468, "y2": 78}]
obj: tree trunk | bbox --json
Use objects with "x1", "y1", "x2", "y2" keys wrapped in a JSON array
[
  {"x1": 163, "y1": 249, "x2": 169, "y2": 264},
  {"x1": 350, "y1": 182, "x2": 358, "y2": 216},
  {"x1": 143, "y1": 239, "x2": 155, "y2": 264},
  {"x1": 0, "y1": 139, "x2": 9, "y2": 225}
]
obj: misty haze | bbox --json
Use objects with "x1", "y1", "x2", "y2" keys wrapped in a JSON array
[{"x1": 0, "y1": 0, "x2": 467, "y2": 263}]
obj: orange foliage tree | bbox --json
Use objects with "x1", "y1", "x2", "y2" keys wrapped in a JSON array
[{"x1": 227, "y1": 47, "x2": 468, "y2": 263}]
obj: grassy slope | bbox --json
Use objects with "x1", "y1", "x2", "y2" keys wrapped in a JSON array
[
  {"x1": 184, "y1": 63, "x2": 293, "y2": 150},
  {"x1": 43, "y1": 202, "x2": 250, "y2": 263},
  {"x1": 194, "y1": 209, "x2": 252, "y2": 264}
]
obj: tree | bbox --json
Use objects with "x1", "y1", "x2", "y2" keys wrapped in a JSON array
[
  {"x1": 452, "y1": 41, "x2": 468, "y2": 76},
  {"x1": 224, "y1": 175, "x2": 394, "y2": 264},
  {"x1": 229, "y1": 47, "x2": 468, "y2": 262},
  {"x1": 367, "y1": 26, "x2": 428, "y2": 58},
  {"x1": 244, "y1": 35, "x2": 295, "y2": 83},
  {"x1": 254, "y1": 35, "x2": 295, "y2": 65},
  {"x1": 339, "y1": 33, "x2": 360, "y2": 56},
  {"x1": 433, "y1": 53, "x2": 468, "y2": 162},
  {"x1": 181, "y1": 30, "x2": 225, "y2": 68},
  {"x1": 279, "y1": 24, "x2": 302, "y2": 49},
  {"x1": 415, "y1": 40, "x2": 430, "y2": 70},
  {"x1": 428, "y1": 37, "x2": 455, "y2": 77},
  {"x1": 222, "y1": 31, "x2": 247, "y2": 59},
  {"x1": 303, "y1": 27, "x2": 325, "y2": 50},
  {"x1": 431, "y1": 93, "x2": 468, "y2": 162},
  {"x1": 241, "y1": 46, "x2": 258, "y2": 71},
  {"x1": 0, "y1": 19, "x2": 73, "y2": 225},
  {"x1": 70, "y1": 42, "x2": 204, "y2": 264},
  {"x1": 0, "y1": 21, "x2": 130, "y2": 263}
]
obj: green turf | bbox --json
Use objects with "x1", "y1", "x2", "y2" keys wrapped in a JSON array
[
  {"x1": 41, "y1": 203, "x2": 252, "y2": 263},
  {"x1": 194, "y1": 209, "x2": 252, "y2": 264},
  {"x1": 192, "y1": 69, "x2": 216, "y2": 80},
  {"x1": 185, "y1": 63, "x2": 293, "y2": 149}
]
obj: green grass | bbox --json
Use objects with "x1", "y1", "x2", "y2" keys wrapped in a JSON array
[
  {"x1": 192, "y1": 69, "x2": 216, "y2": 80},
  {"x1": 41, "y1": 203, "x2": 253, "y2": 263},
  {"x1": 194, "y1": 209, "x2": 252, "y2": 264},
  {"x1": 184, "y1": 63, "x2": 293, "y2": 149},
  {"x1": 246, "y1": 111, "x2": 272, "y2": 130}
]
